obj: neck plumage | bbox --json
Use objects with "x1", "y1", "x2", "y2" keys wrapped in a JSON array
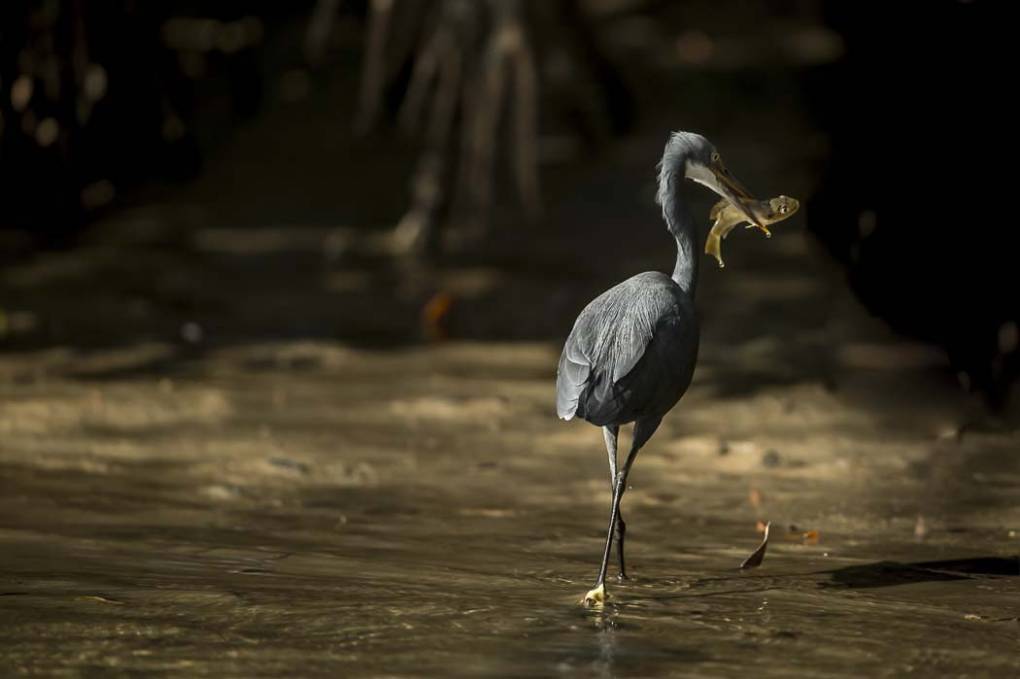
[{"x1": 656, "y1": 158, "x2": 699, "y2": 296}]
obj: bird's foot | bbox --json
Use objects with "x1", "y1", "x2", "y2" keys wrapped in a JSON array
[
  {"x1": 581, "y1": 583, "x2": 606, "y2": 607},
  {"x1": 616, "y1": 572, "x2": 629, "y2": 582}
]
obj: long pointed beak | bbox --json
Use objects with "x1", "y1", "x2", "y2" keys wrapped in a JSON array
[{"x1": 711, "y1": 160, "x2": 762, "y2": 229}]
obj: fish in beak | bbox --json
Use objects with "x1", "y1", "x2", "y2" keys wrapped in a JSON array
[
  {"x1": 705, "y1": 194, "x2": 800, "y2": 268},
  {"x1": 686, "y1": 156, "x2": 763, "y2": 230}
]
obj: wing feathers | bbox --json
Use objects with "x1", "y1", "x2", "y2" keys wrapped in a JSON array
[{"x1": 556, "y1": 272, "x2": 685, "y2": 422}]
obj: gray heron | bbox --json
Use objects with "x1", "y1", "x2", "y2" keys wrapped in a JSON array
[{"x1": 556, "y1": 131, "x2": 762, "y2": 605}]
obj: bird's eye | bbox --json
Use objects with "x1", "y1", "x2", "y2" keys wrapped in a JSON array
[{"x1": 711, "y1": 152, "x2": 720, "y2": 163}]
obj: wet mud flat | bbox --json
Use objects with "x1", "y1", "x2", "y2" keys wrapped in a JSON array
[{"x1": 2, "y1": 295, "x2": 1019, "y2": 676}]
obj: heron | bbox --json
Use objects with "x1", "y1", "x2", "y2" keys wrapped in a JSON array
[{"x1": 556, "y1": 131, "x2": 762, "y2": 605}]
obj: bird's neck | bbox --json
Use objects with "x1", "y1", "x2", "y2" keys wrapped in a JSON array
[
  {"x1": 659, "y1": 174, "x2": 700, "y2": 296},
  {"x1": 670, "y1": 222, "x2": 699, "y2": 295}
]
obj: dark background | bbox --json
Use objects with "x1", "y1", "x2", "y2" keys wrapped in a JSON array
[{"x1": 1, "y1": 0, "x2": 1016, "y2": 411}]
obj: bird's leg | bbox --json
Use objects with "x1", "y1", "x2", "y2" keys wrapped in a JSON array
[
  {"x1": 611, "y1": 417, "x2": 660, "y2": 584},
  {"x1": 603, "y1": 425, "x2": 627, "y2": 581},
  {"x1": 583, "y1": 469, "x2": 625, "y2": 606},
  {"x1": 583, "y1": 417, "x2": 661, "y2": 606},
  {"x1": 616, "y1": 508, "x2": 628, "y2": 581}
]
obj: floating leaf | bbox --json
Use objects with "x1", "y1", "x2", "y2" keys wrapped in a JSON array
[{"x1": 741, "y1": 521, "x2": 770, "y2": 569}]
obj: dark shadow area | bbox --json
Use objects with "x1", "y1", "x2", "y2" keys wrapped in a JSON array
[
  {"x1": 822, "y1": 557, "x2": 1020, "y2": 590},
  {"x1": 804, "y1": 1, "x2": 1018, "y2": 409}
]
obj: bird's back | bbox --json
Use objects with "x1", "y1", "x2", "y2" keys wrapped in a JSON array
[{"x1": 557, "y1": 271, "x2": 699, "y2": 426}]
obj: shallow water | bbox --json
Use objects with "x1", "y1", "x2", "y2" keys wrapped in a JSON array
[{"x1": 2, "y1": 336, "x2": 1018, "y2": 677}]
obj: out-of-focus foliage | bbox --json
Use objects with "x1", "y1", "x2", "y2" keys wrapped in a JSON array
[
  {"x1": 0, "y1": 1, "x2": 274, "y2": 243},
  {"x1": 349, "y1": 0, "x2": 634, "y2": 256}
]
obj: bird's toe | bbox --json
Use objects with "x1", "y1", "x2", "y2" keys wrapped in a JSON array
[{"x1": 581, "y1": 583, "x2": 606, "y2": 607}]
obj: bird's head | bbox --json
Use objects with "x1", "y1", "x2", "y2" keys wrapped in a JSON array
[{"x1": 661, "y1": 131, "x2": 763, "y2": 230}]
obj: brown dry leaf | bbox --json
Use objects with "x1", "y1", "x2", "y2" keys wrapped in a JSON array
[
  {"x1": 748, "y1": 487, "x2": 764, "y2": 509},
  {"x1": 777, "y1": 524, "x2": 820, "y2": 544},
  {"x1": 422, "y1": 291, "x2": 454, "y2": 341},
  {"x1": 741, "y1": 521, "x2": 770, "y2": 569}
]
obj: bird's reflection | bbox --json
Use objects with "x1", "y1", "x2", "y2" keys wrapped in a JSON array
[{"x1": 587, "y1": 605, "x2": 620, "y2": 678}]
